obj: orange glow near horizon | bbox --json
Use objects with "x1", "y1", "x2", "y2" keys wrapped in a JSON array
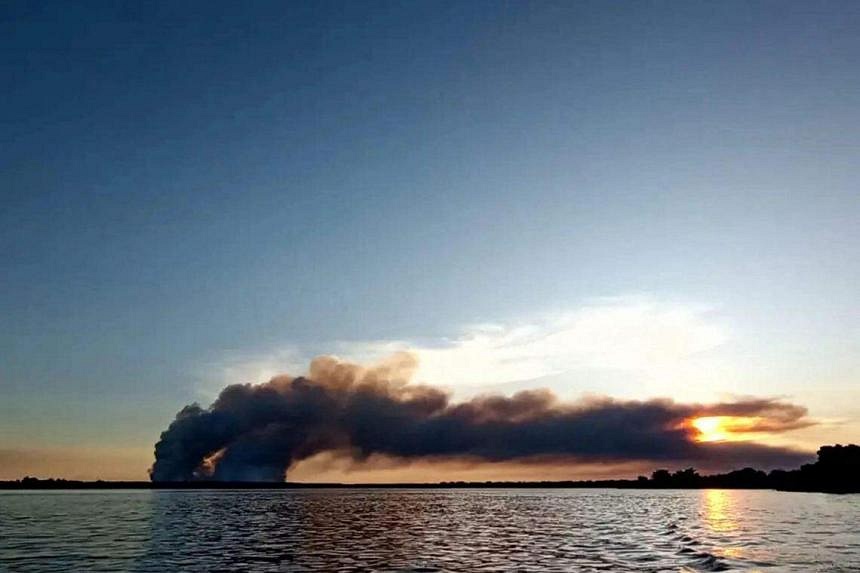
[{"x1": 690, "y1": 416, "x2": 761, "y2": 442}]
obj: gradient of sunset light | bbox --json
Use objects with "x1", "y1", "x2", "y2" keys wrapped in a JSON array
[{"x1": 2, "y1": 1, "x2": 859, "y2": 480}]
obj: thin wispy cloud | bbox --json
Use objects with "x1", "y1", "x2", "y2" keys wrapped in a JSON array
[{"x1": 201, "y1": 297, "x2": 729, "y2": 399}]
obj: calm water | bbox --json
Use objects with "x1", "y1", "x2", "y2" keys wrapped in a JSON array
[{"x1": 0, "y1": 489, "x2": 858, "y2": 572}]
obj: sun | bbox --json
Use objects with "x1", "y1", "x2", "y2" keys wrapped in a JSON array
[
  {"x1": 691, "y1": 416, "x2": 732, "y2": 442},
  {"x1": 690, "y1": 415, "x2": 767, "y2": 442}
]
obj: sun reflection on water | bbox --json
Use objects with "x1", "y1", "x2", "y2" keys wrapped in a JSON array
[
  {"x1": 702, "y1": 489, "x2": 738, "y2": 534},
  {"x1": 701, "y1": 489, "x2": 746, "y2": 561}
]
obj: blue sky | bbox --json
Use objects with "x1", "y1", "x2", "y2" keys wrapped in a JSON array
[{"x1": 2, "y1": 1, "x2": 859, "y2": 479}]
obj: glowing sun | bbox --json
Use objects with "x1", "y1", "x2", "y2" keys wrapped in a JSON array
[
  {"x1": 691, "y1": 416, "x2": 734, "y2": 442},
  {"x1": 689, "y1": 416, "x2": 756, "y2": 442}
]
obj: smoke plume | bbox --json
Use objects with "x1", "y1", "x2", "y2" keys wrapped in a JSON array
[{"x1": 151, "y1": 353, "x2": 813, "y2": 482}]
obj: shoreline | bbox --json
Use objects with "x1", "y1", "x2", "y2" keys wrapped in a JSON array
[{"x1": 1, "y1": 480, "x2": 856, "y2": 493}]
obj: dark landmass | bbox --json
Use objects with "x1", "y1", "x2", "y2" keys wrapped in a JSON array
[{"x1": 3, "y1": 444, "x2": 857, "y2": 493}]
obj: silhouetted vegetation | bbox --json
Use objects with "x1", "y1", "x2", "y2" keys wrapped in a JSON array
[
  {"x1": 2, "y1": 444, "x2": 857, "y2": 493},
  {"x1": 622, "y1": 444, "x2": 858, "y2": 493}
]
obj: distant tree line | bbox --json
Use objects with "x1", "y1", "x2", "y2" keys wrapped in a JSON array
[
  {"x1": 3, "y1": 444, "x2": 857, "y2": 493},
  {"x1": 641, "y1": 444, "x2": 859, "y2": 492},
  {"x1": 440, "y1": 444, "x2": 858, "y2": 493}
]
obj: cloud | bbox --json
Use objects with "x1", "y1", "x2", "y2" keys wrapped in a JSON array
[
  {"x1": 153, "y1": 353, "x2": 812, "y2": 482},
  {"x1": 400, "y1": 298, "x2": 728, "y2": 389},
  {"x1": 203, "y1": 297, "x2": 729, "y2": 398}
]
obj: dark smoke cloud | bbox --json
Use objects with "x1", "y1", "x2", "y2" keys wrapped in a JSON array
[{"x1": 150, "y1": 353, "x2": 814, "y2": 482}]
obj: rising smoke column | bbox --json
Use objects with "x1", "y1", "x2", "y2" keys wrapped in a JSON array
[{"x1": 150, "y1": 353, "x2": 813, "y2": 481}]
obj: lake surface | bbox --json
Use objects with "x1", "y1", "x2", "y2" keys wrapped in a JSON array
[{"x1": 0, "y1": 488, "x2": 858, "y2": 572}]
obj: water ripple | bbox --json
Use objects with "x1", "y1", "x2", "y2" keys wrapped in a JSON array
[{"x1": 1, "y1": 489, "x2": 858, "y2": 572}]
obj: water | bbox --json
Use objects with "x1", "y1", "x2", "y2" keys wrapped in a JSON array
[{"x1": 0, "y1": 489, "x2": 858, "y2": 572}]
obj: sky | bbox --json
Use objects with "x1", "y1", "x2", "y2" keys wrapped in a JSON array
[{"x1": 1, "y1": 0, "x2": 859, "y2": 481}]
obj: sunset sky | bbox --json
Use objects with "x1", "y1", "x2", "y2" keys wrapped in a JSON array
[{"x1": 2, "y1": 1, "x2": 859, "y2": 481}]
